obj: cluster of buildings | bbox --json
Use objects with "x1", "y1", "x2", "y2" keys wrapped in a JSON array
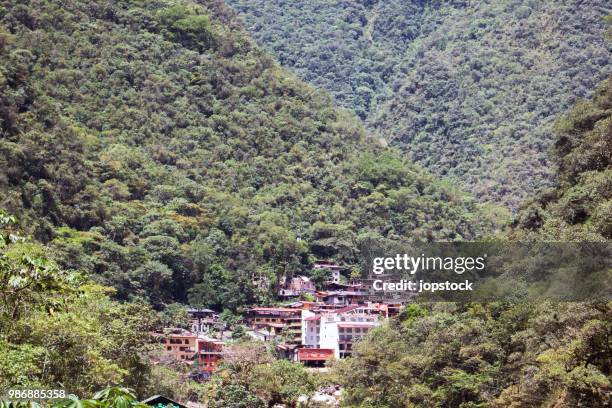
[
  {"x1": 246, "y1": 260, "x2": 402, "y2": 366},
  {"x1": 153, "y1": 260, "x2": 403, "y2": 377},
  {"x1": 245, "y1": 300, "x2": 400, "y2": 366},
  {"x1": 151, "y1": 308, "x2": 225, "y2": 379},
  {"x1": 152, "y1": 327, "x2": 224, "y2": 379}
]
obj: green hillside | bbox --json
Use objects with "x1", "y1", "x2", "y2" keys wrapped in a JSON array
[
  {"x1": 0, "y1": 1, "x2": 610, "y2": 405},
  {"x1": 332, "y1": 74, "x2": 612, "y2": 408},
  {"x1": 512, "y1": 75, "x2": 611, "y2": 241},
  {"x1": 225, "y1": 0, "x2": 611, "y2": 208},
  {"x1": 0, "y1": 0, "x2": 499, "y2": 310},
  {"x1": 334, "y1": 301, "x2": 611, "y2": 407}
]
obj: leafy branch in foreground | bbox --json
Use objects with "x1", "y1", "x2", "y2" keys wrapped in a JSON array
[{"x1": 0, "y1": 387, "x2": 150, "y2": 408}]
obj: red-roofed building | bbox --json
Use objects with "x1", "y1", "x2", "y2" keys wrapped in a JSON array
[{"x1": 297, "y1": 348, "x2": 334, "y2": 367}]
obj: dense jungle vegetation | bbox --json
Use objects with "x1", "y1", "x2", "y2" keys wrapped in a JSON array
[
  {"x1": 331, "y1": 76, "x2": 612, "y2": 407},
  {"x1": 334, "y1": 301, "x2": 611, "y2": 407},
  {"x1": 0, "y1": 0, "x2": 610, "y2": 406},
  {"x1": 226, "y1": 0, "x2": 611, "y2": 208},
  {"x1": 0, "y1": 0, "x2": 502, "y2": 311},
  {"x1": 0, "y1": 209, "x2": 170, "y2": 399},
  {"x1": 512, "y1": 76, "x2": 612, "y2": 241}
]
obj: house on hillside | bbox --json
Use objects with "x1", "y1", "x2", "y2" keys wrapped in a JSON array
[
  {"x1": 246, "y1": 307, "x2": 302, "y2": 344},
  {"x1": 187, "y1": 308, "x2": 220, "y2": 334},
  {"x1": 153, "y1": 328, "x2": 198, "y2": 363},
  {"x1": 279, "y1": 275, "x2": 316, "y2": 298},
  {"x1": 312, "y1": 260, "x2": 349, "y2": 283},
  {"x1": 301, "y1": 305, "x2": 380, "y2": 360},
  {"x1": 196, "y1": 336, "x2": 224, "y2": 378},
  {"x1": 151, "y1": 328, "x2": 224, "y2": 378},
  {"x1": 315, "y1": 289, "x2": 368, "y2": 307}
]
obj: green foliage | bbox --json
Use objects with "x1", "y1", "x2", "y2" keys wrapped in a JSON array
[
  {"x1": 333, "y1": 302, "x2": 611, "y2": 408},
  {"x1": 52, "y1": 387, "x2": 149, "y2": 408},
  {"x1": 309, "y1": 267, "x2": 332, "y2": 290},
  {"x1": 226, "y1": 0, "x2": 611, "y2": 208},
  {"x1": 250, "y1": 360, "x2": 317, "y2": 406},
  {"x1": 206, "y1": 384, "x2": 265, "y2": 408},
  {"x1": 0, "y1": 0, "x2": 499, "y2": 310},
  {"x1": 512, "y1": 76, "x2": 611, "y2": 241},
  {"x1": 230, "y1": 325, "x2": 246, "y2": 340},
  {"x1": 0, "y1": 402, "x2": 42, "y2": 408},
  {"x1": 0, "y1": 213, "x2": 157, "y2": 398},
  {"x1": 157, "y1": 4, "x2": 216, "y2": 52},
  {"x1": 206, "y1": 342, "x2": 316, "y2": 407},
  {"x1": 218, "y1": 309, "x2": 240, "y2": 328},
  {"x1": 159, "y1": 303, "x2": 191, "y2": 329}
]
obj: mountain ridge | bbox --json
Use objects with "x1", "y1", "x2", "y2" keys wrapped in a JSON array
[
  {"x1": 0, "y1": 0, "x2": 501, "y2": 310},
  {"x1": 226, "y1": 0, "x2": 612, "y2": 209}
]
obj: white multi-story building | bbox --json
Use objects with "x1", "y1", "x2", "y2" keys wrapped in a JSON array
[
  {"x1": 313, "y1": 260, "x2": 347, "y2": 283},
  {"x1": 301, "y1": 305, "x2": 380, "y2": 359}
]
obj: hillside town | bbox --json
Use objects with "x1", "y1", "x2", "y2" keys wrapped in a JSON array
[{"x1": 152, "y1": 260, "x2": 404, "y2": 378}]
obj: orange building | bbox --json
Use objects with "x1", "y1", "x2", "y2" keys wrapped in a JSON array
[
  {"x1": 153, "y1": 329, "x2": 224, "y2": 378},
  {"x1": 155, "y1": 329, "x2": 198, "y2": 363}
]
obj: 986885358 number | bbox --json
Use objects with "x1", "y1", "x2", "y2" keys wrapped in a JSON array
[{"x1": 4, "y1": 389, "x2": 67, "y2": 401}]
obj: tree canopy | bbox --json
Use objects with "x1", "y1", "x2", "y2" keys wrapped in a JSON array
[
  {"x1": 226, "y1": 0, "x2": 611, "y2": 208},
  {"x1": 0, "y1": 0, "x2": 502, "y2": 310}
]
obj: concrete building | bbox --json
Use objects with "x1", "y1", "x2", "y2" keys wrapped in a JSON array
[
  {"x1": 197, "y1": 336, "x2": 224, "y2": 378},
  {"x1": 246, "y1": 307, "x2": 302, "y2": 344},
  {"x1": 154, "y1": 328, "x2": 198, "y2": 363},
  {"x1": 187, "y1": 308, "x2": 219, "y2": 335},
  {"x1": 153, "y1": 329, "x2": 224, "y2": 377},
  {"x1": 279, "y1": 276, "x2": 316, "y2": 298},
  {"x1": 315, "y1": 289, "x2": 368, "y2": 307},
  {"x1": 301, "y1": 305, "x2": 380, "y2": 359},
  {"x1": 313, "y1": 260, "x2": 348, "y2": 283}
]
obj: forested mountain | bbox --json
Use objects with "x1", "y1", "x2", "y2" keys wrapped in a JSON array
[
  {"x1": 331, "y1": 75, "x2": 612, "y2": 408},
  {"x1": 0, "y1": 0, "x2": 610, "y2": 405},
  {"x1": 334, "y1": 301, "x2": 611, "y2": 407},
  {"x1": 512, "y1": 75, "x2": 611, "y2": 241},
  {"x1": 0, "y1": 0, "x2": 500, "y2": 310},
  {"x1": 225, "y1": 0, "x2": 611, "y2": 208}
]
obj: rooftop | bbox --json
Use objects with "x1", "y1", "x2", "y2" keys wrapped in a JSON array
[
  {"x1": 151, "y1": 328, "x2": 197, "y2": 338},
  {"x1": 338, "y1": 322, "x2": 378, "y2": 328},
  {"x1": 197, "y1": 335, "x2": 224, "y2": 345},
  {"x1": 186, "y1": 308, "x2": 216, "y2": 313},
  {"x1": 331, "y1": 305, "x2": 361, "y2": 314},
  {"x1": 250, "y1": 307, "x2": 301, "y2": 313}
]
